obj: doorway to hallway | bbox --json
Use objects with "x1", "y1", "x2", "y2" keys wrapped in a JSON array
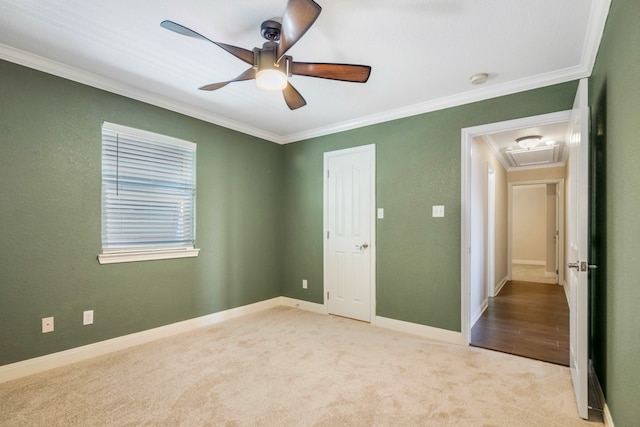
[
  {"x1": 470, "y1": 280, "x2": 569, "y2": 366},
  {"x1": 472, "y1": 179, "x2": 567, "y2": 365},
  {"x1": 510, "y1": 183, "x2": 560, "y2": 285},
  {"x1": 462, "y1": 80, "x2": 594, "y2": 418},
  {"x1": 461, "y1": 110, "x2": 572, "y2": 364}
]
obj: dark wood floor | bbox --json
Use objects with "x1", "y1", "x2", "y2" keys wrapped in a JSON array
[{"x1": 470, "y1": 280, "x2": 569, "y2": 366}]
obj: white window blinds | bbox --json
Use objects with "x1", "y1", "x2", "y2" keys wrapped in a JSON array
[{"x1": 100, "y1": 122, "x2": 196, "y2": 260}]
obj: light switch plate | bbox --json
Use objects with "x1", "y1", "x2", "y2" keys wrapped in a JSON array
[
  {"x1": 432, "y1": 205, "x2": 445, "y2": 217},
  {"x1": 377, "y1": 208, "x2": 384, "y2": 219}
]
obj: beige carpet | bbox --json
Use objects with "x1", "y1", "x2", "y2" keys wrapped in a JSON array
[
  {"x1": 0, "y1": 307, "x2": 599, "y2": 426},
  {"x1": 512, "y1": 263, "x2": 558, "y2": 284}
]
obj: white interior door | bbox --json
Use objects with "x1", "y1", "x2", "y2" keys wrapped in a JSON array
[
  {"x1": 567, "y1": 78, "x2": 589, "y2": 419},
  {"x1": 324, "y1": 145, "x2": 375, "y2": 322}
]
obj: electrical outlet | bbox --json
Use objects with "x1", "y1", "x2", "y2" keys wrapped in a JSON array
[
  {"x1": 83, "y1": 310, "x2": 94, "y2": 325},
  {"x1": 432, "y1": 205, "x2": 445, "y2": 217},
  {"x1": 42, "y1": 317, "x2": 54, "y2": 333},
  {"x1": 302, "y1": 279, "x2": 308, "y2": 289}
]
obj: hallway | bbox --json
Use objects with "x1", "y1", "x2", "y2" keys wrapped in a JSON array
[
  {"x1": 470, "y1": 280, "x2": 569, "y2": 366},
  {"x1": 511, "y1": 263, "x2": 557, "y2": 284}
]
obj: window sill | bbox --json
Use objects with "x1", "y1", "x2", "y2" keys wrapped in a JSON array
[{"x1": 98, "y1": 248, "x2": 200, "y2": 265}]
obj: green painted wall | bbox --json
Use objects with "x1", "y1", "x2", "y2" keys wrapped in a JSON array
[
  {"x1": 281, "y1": 82, "x2": 577, "y2": 331},
  {"x1": 589, "y1": 0, "x2": 640, "y2": 424},
  {"x1": 2, "y1": 6, "x2": 638, "y2": 421},
  {"x1": 0, "y1": 60, "x2": 284, "y2": 365}
]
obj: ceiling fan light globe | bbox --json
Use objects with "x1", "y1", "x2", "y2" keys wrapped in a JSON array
[{"x1": 256, "y1": 69, "x2": 288, "y2": 91}]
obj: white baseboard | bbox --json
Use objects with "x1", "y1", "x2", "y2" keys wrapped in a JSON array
[
  {"x1": 1, "y1": 296, "x2": 464, "y2": 383},
  {"x1": 494, "y1": 276, "x2": 509, "y2": 296},
  {"x1": 562, "y1": 280, "x2": 569, "y2": 303},
  {"x1": 0, "y1": 297, "x2": 282, "y2": 384},
  {"x1": 589, "y1": 361, "x2": 614, "y2": 426},
  {"x1": 374, "y1": 315, "x2": 464, "y2": 346},
  {"x1": 279, "y1": 297, "x2": 326, "y2": 315},
  {"x1": 281, "y1": 298, "x2": 463, "y2": 346},
  {"x1": 604, "y1": 403, "x2": 614, "y2": 426},
  {"x1": 512, "y1": 259, "x2": 546, "y2": 266},
  {"x1": 470, "y1": 299, "x2": 488, "y2": 328}
]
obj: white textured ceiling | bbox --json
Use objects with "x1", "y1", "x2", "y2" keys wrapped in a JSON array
[{"x1": 0, "y1": 0, "x2": 610, "y2": 143}]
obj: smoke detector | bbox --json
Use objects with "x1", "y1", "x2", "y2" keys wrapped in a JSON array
[{"x1": 470, "y1": 73, "x2": 489, "y2": 85}]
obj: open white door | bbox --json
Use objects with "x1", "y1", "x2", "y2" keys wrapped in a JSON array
[
  {"x1": 567, "y1": 79, "x2": 589, "y2": 419},
  {"x1": 324, "y1": 145, "x2": 376, "y2": 322}
]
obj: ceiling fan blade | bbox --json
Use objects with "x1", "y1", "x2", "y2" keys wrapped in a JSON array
[
  {"x1": 161, "y1": 20, "x2": 254, "y2": 65},
  {"x1": 199, "y1": 68, "x2": 256, "y2": 91},
  {"x1": 282, "y1": 83, "x2": 307, "y2": 110},
  {"x1": 160, "y1": 20, "x2": 208, "y2": 40},
  {"x1": 277, "y1": 0, "x2": 322, "y2": 62},
  {"x1": 291, "y1": 62, "x2": 371, "y2": 83}
]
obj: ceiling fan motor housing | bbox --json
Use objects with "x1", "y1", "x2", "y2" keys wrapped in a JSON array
[
  {"x1": 254, "y1": 41, "x2": 291, "y2": 90},
  {"x1": 255, "y1": 41, "x2": 291, "y2": 74},
  {"x1": 261, "y1": 20, "x2": 281, "y2": 41}
]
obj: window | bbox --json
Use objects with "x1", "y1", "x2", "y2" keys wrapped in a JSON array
[{"x1": 98, "y1": 122, "x2": 199, "y2": 264}]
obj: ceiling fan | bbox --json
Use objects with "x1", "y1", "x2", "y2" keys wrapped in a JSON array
[{"x1": 161, "y1": 0, "x2": 371, "y2": 110}]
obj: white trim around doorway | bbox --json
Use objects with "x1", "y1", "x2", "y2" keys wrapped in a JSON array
[{"x1": 460, "y1": 110, "x2": 571, "y2": 345}]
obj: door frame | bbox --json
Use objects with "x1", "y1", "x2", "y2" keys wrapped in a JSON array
[
  {"x1": 486, "y1": 164, "x2": 496, "y2": 298},
  {"x1": 323, "y1": 144, "x2": 377, "y2": 321},
  {"x1": 461, "y1": 110, "x2": 571, "y2": 344}
]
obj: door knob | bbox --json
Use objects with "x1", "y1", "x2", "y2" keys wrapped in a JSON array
[
  {"x1": 355, "y1": 243, "x2": 369, "y2": 250},
  {"x1": 568, "y1": 261, "x2": 596, "y2": 271}
]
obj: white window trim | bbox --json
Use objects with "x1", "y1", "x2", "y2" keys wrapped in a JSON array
[
  {"x1": 99, "y1": 122, "x2": 199, "y2": 264},
  {"x1": 102, "y1": 122, "x2": 196, "y2": 150},
  {"x1": 98, "y1": 248, "x2": 200, "y2": 265}
]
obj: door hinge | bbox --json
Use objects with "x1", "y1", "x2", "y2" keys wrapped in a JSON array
[
  {"x1": 327, "y1": 170, "x2": 330, "y2": 178},
  {"x1": 327, "y1": 231, "x2": 329, "y2": 239},
  {"x1": 327, "y1": 291, "x2": 330, "y2": 300}
]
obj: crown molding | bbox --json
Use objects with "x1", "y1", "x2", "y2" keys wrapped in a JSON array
[
  {"x1": 582, "y1": 0, "x2": 613, "y2": 73},
  {"x1": 1, "y1": 0, "x2": 609, "y2": 146},
  {"x1": 0, "y1": 44, "x2": 593, "y2": 146},
  {"x1": 282, "y1": 0, "x2": 611, "y2": 144},
  {"x1": 0, "y1": 43, "x2": 284, "y2": 144},
  {"x1": 282, "y1": 64, "x2": 590, "y2": 144}
]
